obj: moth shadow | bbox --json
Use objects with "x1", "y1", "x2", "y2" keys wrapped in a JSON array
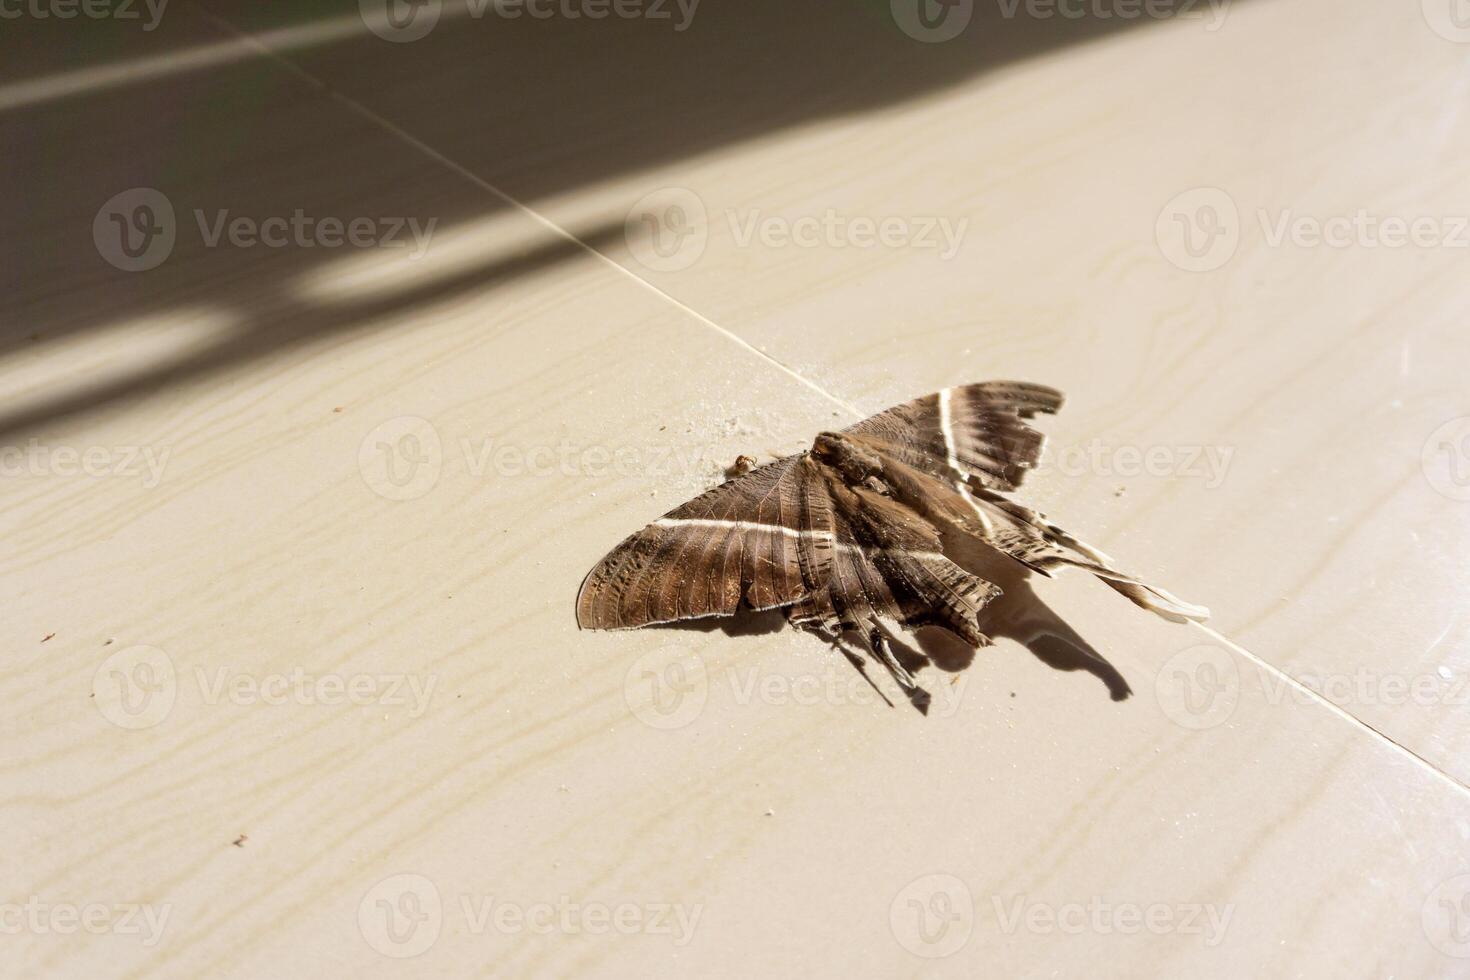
[
  {"x1": 937, "y1": 533, "x2": 1134, "y2": 702},
  {"x1": 658, "y1": 609, "x2": 917, "y2": 711},
  {"x1": 658, "y1": 608, "x2": 790, "y2": 639},
  {"x1": 652, "y1": 537, "x2": 1133, "y2": 711}
]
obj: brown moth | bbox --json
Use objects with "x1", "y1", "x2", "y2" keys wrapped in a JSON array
[{"x1": 577, "y1": 382, "x2": 1207, "y2": 705}]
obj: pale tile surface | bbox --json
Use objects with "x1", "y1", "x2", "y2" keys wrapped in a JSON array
[
  {"x1": 196, "y1": 0, "x2": 1470, "y2": 780},
  {"x1": 4, "y1": 2, "x2": 1470, "y2": 978}
]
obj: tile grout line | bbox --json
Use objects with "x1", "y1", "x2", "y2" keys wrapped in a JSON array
[
  {"x1": 1193, "y1": 622, "x2": 1470, "y2": 796},
  {"x1": 197, "y1": 8, "x2": 1470, "y2": 799},
  {"x1": 191, "y1": 6, "x2": 863, "y2": 421}
]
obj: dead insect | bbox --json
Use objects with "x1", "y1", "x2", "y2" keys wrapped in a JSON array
[{"x1": 577, "y1": 382, "x2": 1206, "y2": 706}]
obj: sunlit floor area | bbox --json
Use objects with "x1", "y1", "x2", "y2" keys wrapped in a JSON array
[{"x1": 4, "y1": 1, "x2": 1470, "y2": 976}]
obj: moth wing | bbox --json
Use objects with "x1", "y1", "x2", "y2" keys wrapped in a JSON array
[
  {"x1": 961, "y1": 487, "x2": 1210, "y2": 623},
  {"x1": 844, "y1": 381, "x2": 1062, "y2": 492},
  {"x1": 576, "y1": 455, "x2": 834, "y2": 630}
]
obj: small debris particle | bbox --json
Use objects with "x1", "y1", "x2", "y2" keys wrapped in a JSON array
[
  {"x1": 333, "y1": 406, "x2": 344, "y2": 414},
  {"x1": 41, "y1": 633, "x2": 55, "y2": 643},
  {"x1": 1114, "y1": 486, "x2": 1126, "y2": 497},
  {"x1": 232, "y1": 835, "x2": 248, "y2": 848},
  {"x1": 763, "y1": 809, "x2": 775, "y2": 817},
  {"x1": 104, "y1": 638, "x2": 114, "y2": 646}
]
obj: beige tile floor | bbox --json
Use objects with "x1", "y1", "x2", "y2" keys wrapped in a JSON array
[{"x1": 4, "y1": 1, "x2": 1470, "y2": 977}]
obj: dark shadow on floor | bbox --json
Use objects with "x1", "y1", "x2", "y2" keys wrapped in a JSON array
[
  {"x1": 1, "y1": 0, "x2": 1255, "y2": 437},
  {"x1": 656, "y1": 535, "x2": 1133, "y2": 713}
]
